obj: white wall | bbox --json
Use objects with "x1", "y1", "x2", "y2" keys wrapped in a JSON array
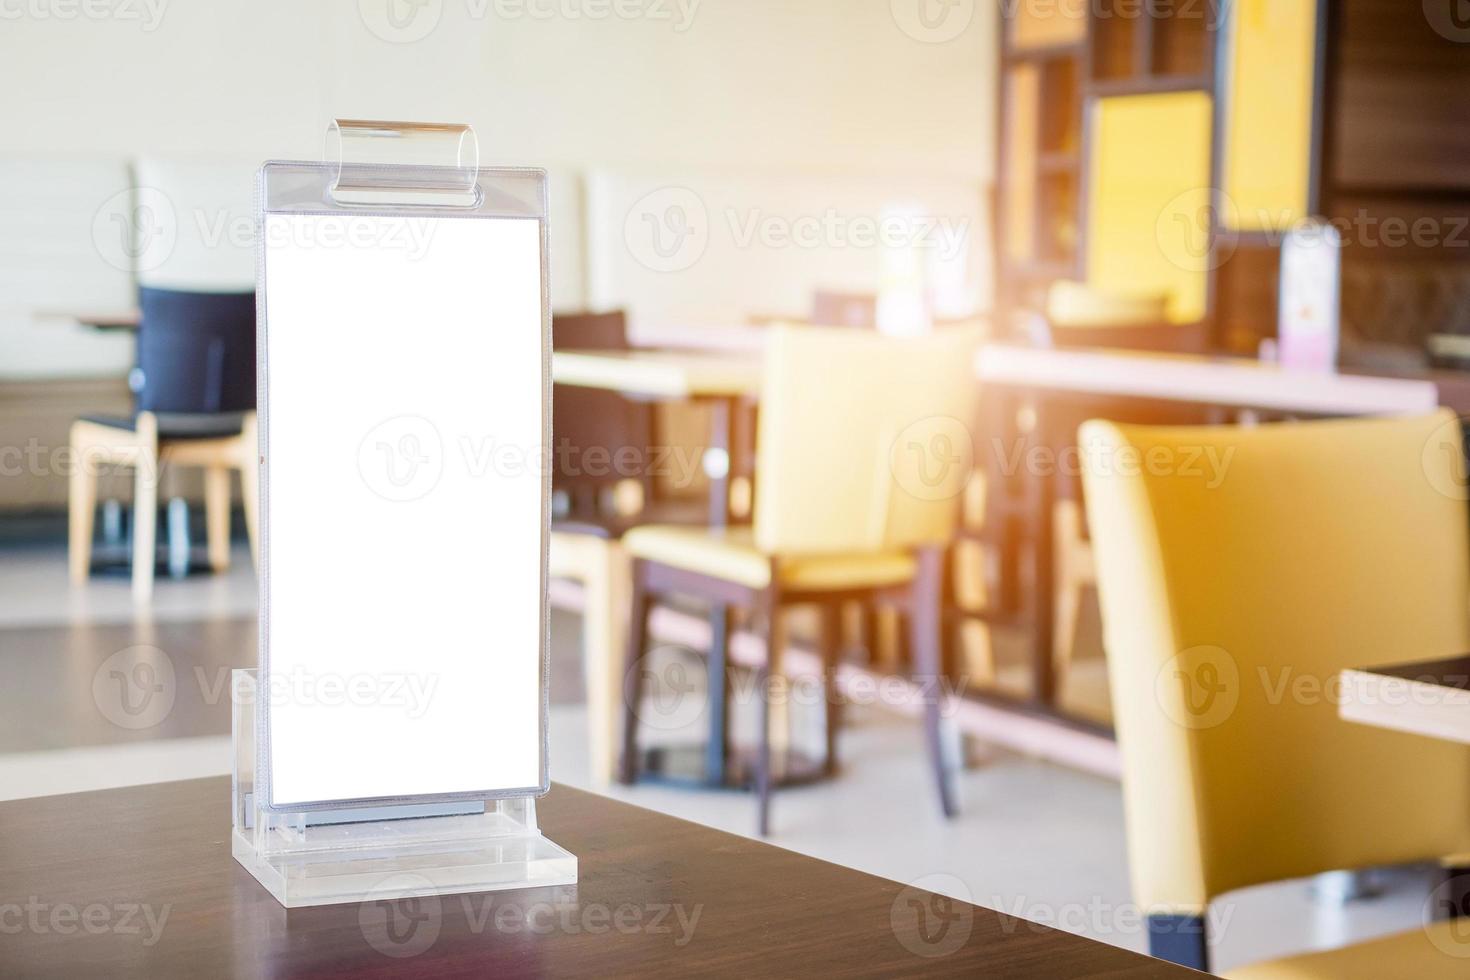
[{"x1": 0, "y1": 0, "x2": 996, "y2": 374}]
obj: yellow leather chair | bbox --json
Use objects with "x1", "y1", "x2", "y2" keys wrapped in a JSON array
[
  {"x1": 620, "y1": 324, "x2": 981, "y2": 834},
  {"x1": 1081, "y1": 411, "x2": 1470, "y2": 976}
]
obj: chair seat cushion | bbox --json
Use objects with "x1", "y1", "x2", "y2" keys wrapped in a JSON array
[
  {"x1": 1224, "y1": 920, "x2": 1470, "y2": 978},
  {"x1": 622, "y1": 524, "x2": 916, "y2": 592},
  {"x1": 81, "y1": 412, "x2": 246, "y2": 440}
]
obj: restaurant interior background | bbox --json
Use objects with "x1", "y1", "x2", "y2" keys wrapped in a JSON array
[{"x1": 5, "y1": 0, "x2": 1470, "y2": 974}]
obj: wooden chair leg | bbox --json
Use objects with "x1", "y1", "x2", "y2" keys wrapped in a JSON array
[
  {"x1": 582, "y1": 539, "x2": 629, "y2": 786},
  {"x1": 68, "y1": 423, "x2": 98, "y2": 585},
  {"x1": 910, "y1": 546, "x2": 958, "y2": 818},
  {"x1": 818, "y1": 602, "x2": 843, "y2": 776},
  {"x1": 239, "y1": 414, "x2": 260, "y2": 569},
  {"x1": 755, "y1": 587, "x2": 779, "y2": 837},
  {"x1": 619, "y1": 563, "x2": 653, "y2": 786},
  {"x1": 767, "y1": 606, "x2": 791, "y2": 766},
  {"x1": 1053, "y1": 500, "x2": 1084, "y2": 694},
  {"x1": 204, "y1": 466, "x2": 232, "y2": 572},
  {"x1": 131, "y1": 414, "x2": 159, "y2": 603}
]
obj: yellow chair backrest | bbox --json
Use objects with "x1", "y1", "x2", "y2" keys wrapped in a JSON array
[
  {"x1": 1081, "y1": 411, "x2": 1470, "y2": 913},
  {"x1": 1046, "y1": 280, "x2": 1169, "y2": 329},
  {"x1": 753, "y1": 324, "x2": 980, "y2": 557}
]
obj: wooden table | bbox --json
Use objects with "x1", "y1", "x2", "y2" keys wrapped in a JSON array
[
  {"x1": 975, "y1": 344, "x2": 1442, "y2": 417},
  {"x1": 553, "y1": 348, "x2": 762, "y2": 523},
  {"x1": 1340, "y1": 656, "x2": 1470, "y2": 744},
  {"x1": 975, "y1": 343, "x2": 1448, "y2": 724},
  {"x1": 0, "y1": 778, "x2": 1194, "y2": 978}
]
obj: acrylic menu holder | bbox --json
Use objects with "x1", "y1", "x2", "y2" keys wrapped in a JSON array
[{"x1": 231, "y1": 120, "x2": 576, "y2": 908}]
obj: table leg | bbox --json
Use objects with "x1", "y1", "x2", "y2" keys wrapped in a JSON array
[
  {"x1": 995, "y1": 391, "x2": 1024, "y2": 616},
  {"x1": 703, "y1": 397, "x2": 735, "y2": 785},
  {"x1": 705, "y1": 606, "x2": 730, "y2": 786},
  {"x1": 1031, "y1": 396, "x2": 1057, "y2": 706}
]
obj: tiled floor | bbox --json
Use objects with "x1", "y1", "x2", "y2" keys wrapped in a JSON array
[{"x1": 0, "y1": 540, "x2": 1443, "y2": 973}]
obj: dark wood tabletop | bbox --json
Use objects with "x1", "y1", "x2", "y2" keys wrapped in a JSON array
[{"x1": 0, "y1": 778, "x2": 1197, "y2": 978}]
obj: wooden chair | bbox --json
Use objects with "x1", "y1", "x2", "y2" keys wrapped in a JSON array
[
  {"x1": 620, "y1": 324, "x2": 981, "y2": 834},
  {"x1": 548, "y1": 310, "x2": 702, "y2": 785},
  {"x1": 1083, "y1": 411, "x2": 1470, "y2": 976},
  {"x1": 68, "y1": 288, "x2": 258, "y2": 601}
]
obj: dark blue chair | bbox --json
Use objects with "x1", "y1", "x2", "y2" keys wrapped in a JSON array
[{"x1": 69, "y1": 288, "x2": 259, "y2": 599}]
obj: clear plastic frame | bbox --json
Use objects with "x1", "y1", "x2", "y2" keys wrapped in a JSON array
[
  {"x1": 253, "y1": 145, "x2": 553, "y2": 814},
  {"x1": 233, "y1": 670, "x2": 576, "y2": 909}
]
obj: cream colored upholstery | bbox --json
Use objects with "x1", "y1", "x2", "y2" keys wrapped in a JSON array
[
  {"x1": 622, "y1": 525, "x2": 917, "y2": 591},
  {"x1": 753, "y1": 324, "x2": 980, "y2": 555},
  {"x1": 1082, "y1": 411, "x2": 1470, "y2": 971},
  {"x1": 624, "y1": 324, "x2": 980, "y2": 591}
]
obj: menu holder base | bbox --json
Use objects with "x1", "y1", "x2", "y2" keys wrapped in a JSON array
[{"x1": 230, "y1": 669, "x2": 577, "y2": 909}]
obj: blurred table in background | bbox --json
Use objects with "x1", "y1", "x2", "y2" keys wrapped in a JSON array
[{"x1": 553, "y1": 349, "x2": 761, "y2": 527}]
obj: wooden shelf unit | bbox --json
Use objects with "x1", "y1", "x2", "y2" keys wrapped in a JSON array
[{"x1": 995, "y1": 0, "x2": 1219, "y2": 329}]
